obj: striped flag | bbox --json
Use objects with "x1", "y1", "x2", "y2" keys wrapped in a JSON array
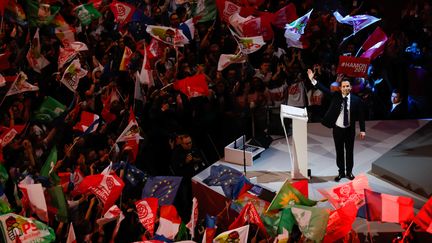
[
  {"x1": 364, "y1": 189, "x2": 414, "y2": 224},
  {"x1": 73, "y1": 111, "x2": 100, "y2": 134},
  {"x1": 155, "y1": 205, "x2": 182, "y2": 240}
]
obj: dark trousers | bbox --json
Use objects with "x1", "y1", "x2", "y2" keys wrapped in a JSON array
[{"x1": 333, "y1": 126, "x2": 355, "y2": 175}]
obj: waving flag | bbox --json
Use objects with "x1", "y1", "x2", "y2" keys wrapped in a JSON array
[
  {"x1": 119, "y1": 46, "x2": 133, "y2": 71},
  {"x1": 291, "y1": 205, "x2": 330, "y2": 242},
  {"x1": 34, "y1": 96, "x2": 66, "y2": 123},
  {"x1": 334, "y1": 11, "x2": 380, "y2": 41},
  {"x1": 360, "y1": 27, "x2": 388, "y2": 60},
  {"x1": 242, "y1": 12, "x2": 275, "y2": 41},
  {"x1": 25, "y1": 0, "x2": 60, "y2": 26},
  {"x1": 318, "y1": 173, "x2": 370, "y2": 209},
  {"x1": 96, "y1": 205, "x2": 125, "y2": 240},
  {"x1": 217, "y1": 53, "x2": 247, "y2": 71},
  {"x1": 229, "y1": 202, "x2": 268, "y2": 236},
  {"x1": 214, "y1": 225, "x2": 249, "y2": 243},
  {"x1": 0, "y1": 127, "x2": 18, "y2": 148},
  {"x1": 58, "y1": 47, "x2": 77, "y2": 69},
  {"x1": 138, "y1": 42, "x2": 154, "y2": 87},
  {"x1": 186, "y1": 197, "x2": 198, "y2": 238},
  {"x1": 364, "y1": 189, "x2": 414, "y2": 224},
  {"x1": 18, "y1": 182, "x2": 49, "y2": 222},
  {"x1": 74, "y1": 3, "x2": 101, "y2": 26},
  {"x1": 73, "y1": 111, "x2": 100, "y2": 134},
  {"x1": 179, "y1": 18, "x2": 197, "y2": 40},
  {"x1": 229, "y1": 13, "x2": 255, "y2": 36},
  {"x1": 284, "y1": 9, "x2": 312, "y2": 49},
  {"x1": 202, "y1": 215, "x2": 217, "y2": 243},
  {"x1": 53, "y1": 14, "x2": 76, "y2": 45},
  {"x1": 26, "y1": 28, "x2": 50, "y2": 73},
  {"x1": 141, "y1": 176, "x2": 182, "y2": 205},
  {"x1": 0, "y1": 213, "x2": 55, "y2": 243},
  {"x1": 135, "y1": 197, "x2": 158, "y2": 236},
  {"x1": 6, "y1": 72, "x2": 39, "y2": 96},
  {"x1": 47, "y1": 185, "x2": 69, "y2": 223},
  {"x1": 6, "y1": 1, "x2": 27, "y2": 26},
  {"x1": 230, "y1": 29, "x2": 266, "y2": 54},
  {"x1": 266, "y1": 179, "x2": 317, "y2": 212},
  {"x1": 173, "y1": 73, "x2": 209, "y2": 98},
  {"x1": 66, "y1": 223, "x2": 76, "y2": 243},
  {"x1": 156, "y1": 205, "x2": 182, "y2": 240},
  {"x1": 146, "y1": 25, "x2": 189, "y2": 46},
  {"x1": 116, "y1": 112, "x2": 143, "y2": 143},
  {"x1": 272, "y1": 3, "x2": 297, "y2": 29},
  {"x1": 413, "y1": 196, "x2": 432, "y2": 233},
  {"x1": 217, "y1": 0, "x2": 241, "y2": 23},
  {"x1": 109, "y1": 1, "x2": 135, "y2": 25},
  {"x1": 323, "y1": 202, "x2": 357, "y2": 243},
  {"x1": 60, "y1": 59, "x2": 88, "y2": 92},
  {"x1": 74, "y1": 173, "x2": 124, "y2": 214},
  {"x1": 40, "y1": 146, "x2": 60, "y2": 184},
  {"x1": 194, "y1": 0, "x2": 217, "y2": 23}
]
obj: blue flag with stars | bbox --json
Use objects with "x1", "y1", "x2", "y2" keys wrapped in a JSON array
[
  {"x1": 142, "y1": 176, "x2": 182, "y2": 206},
  {"x1": 202, "y1": 164, "x2": 243, "y2": 199}
]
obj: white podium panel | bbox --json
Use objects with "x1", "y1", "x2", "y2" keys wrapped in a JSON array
[
  {"x1": 224, "y1": 136, "x2": 265, "y2": 166},
  {"x1": 280, "y1": 105, "x2": 309, "y2": 179}
]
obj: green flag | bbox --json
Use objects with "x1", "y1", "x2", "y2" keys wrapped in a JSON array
[
  {"x1": 291, "y1": 205, "x2": 330, "y2": 242},
  {"x1": 260, "y1": 211, "x2": 281, "y2": 237},
  {"x1": 74, "y1": 3, "x2": 101, "y2": 26},
  {"x1": 40, "y1": 146, "x2": 60, "y2": 185},
  {"x1": 25, "y1": 0, "x2": 60, "y2": 26},
  {"x1": 193, "y1": 0, "x2": 216, "y2": 23},
  {"x1": 267, "y1": 180, "x2": 317, "y2": 212},
  {"x1": 175, "y1": 222, "x2": 188, "y2": 241},
  {"x1": 48, "y1": 185, "x2": 68, "y2": 223},
  {"x1": 0, "y1": 200, "x2": 12, "y2": 215},
  {"x1": 0, "y1": 165, "x2": 8, "y2": 185},
  {"x1": 34, "y1": 96, "x2": 66, "y2": 123},
  {"x1": 278, "y1": 207, "x2": 296, "y2": 234}
]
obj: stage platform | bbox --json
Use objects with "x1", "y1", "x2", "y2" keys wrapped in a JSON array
[
  {"x1": 371, "y1": 120, "x2": 432, "y2": 198},
  {"x1": 192, "y1": 119, "x2": 432, "y2": 239}
]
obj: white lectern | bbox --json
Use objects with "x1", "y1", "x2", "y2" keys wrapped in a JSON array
[{"x1": 280, "y1": 105, "x2": 309, "y2": 179}]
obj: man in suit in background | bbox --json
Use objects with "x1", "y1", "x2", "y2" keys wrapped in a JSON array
[
  {"x1": 388, "y1": 89, "x2": 408, "y2": 120},
  {"x1": 307, "y1": 69, "x2": 366, "y2": 182}
]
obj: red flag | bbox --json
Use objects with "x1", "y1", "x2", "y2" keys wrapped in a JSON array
[
  {"x1": 414, "y1": 196, "x2": 432, "y2": 233},
  {"x1": 0, "y1": 0, "x2": 9, "y2": 15},
  {"x1": 292, "y1": 179, "x2": 309, "y2": 198},
  {"x1": 243, "y1": 13, "x2": 275, "y2": 41},
  {"x1": 173, "y1": 74, "x2": 209, "y2": 98},
  {"x1": 360, "y1": 27, "x2": 388, "y2": 60},
  {"x1": 0, "y1": 50, "x2": 11, "y2": 71},
  {"x1": 272, "y1": 3, "x2": 297, "y2": 29},
  {"x1": 66, "y1": 223, "x2": 77, "y2": 243},
  {"x1": 96, "y1": 205, "x2": 125, "y2": 241},
  {"x1": 73, "y1": 111, "x2": 99, "y2": 134},
  {"x1": 364, "y1": 189, "x2": 414, "y2": 224},
  {"x1": 73, "y1": 173, "x2": 125, "y2": 214},
  {"x1": 323, "y1": 202, "x2": 357, "y2": 243},
  {"x1": 336, "y1": 56, "x2": 370, "y2": 77},
  {"x1": 101, "y1": 89, "x2": 118, "y2": 123},
  {"x1": 155, "y1": 205, "x2": 182, "y2": 240},
  {"x1": 228, "y1": 202, "x2": 268, "y2": 237},
  {"x1": 216, "y1": 0, "x2": 241, "y2": 23},
  {"x1": 109, "y1": 1, "x2": 136, "y2": 25},
  {"x1": 135, "y1": 197, "x2": 158, "y2": 236}
]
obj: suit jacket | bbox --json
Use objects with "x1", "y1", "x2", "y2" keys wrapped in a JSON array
[
  {"x1": 315, "y1": 82, "x2": 366, "y2": 131},
  {"x1": 388, "y1": 102, "x2": 408, "y2": 120}
]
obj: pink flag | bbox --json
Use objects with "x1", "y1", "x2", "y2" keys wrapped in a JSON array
[
  {"x1": 186, "y1": 197, "x2": 198, "y2": 238},
  {"x1": 135, "y1": 197, "x2": 158, "y2": 236},
  {"x1": 318, "y1": 174, "x2": 370, "y2": 209},
  {"x1": 364, "y1": 189, "x2": 414, "y2": 224},
  {"x1": 333, "y1": 11, "x2": 380, "y2": 39},
  {"x1": 272, "y1": 3, "x2": 297, "y2": 29},
  {"x1": 110, "y1": 1, "x2": 136, "y2": 25},
  {"x1": 360, "y1": 27, "x2": 388, "y2": 60},
  {"x1": 155, "y1": 205, "x2": 182, "y2": 240}
]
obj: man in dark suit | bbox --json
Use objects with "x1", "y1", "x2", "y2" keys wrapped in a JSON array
[
  {"x1": 388, "y1": 89, "x2": 408, "y2": 120},
  {"x1": 307, "y1": 69, "x2": 366, "y2": 182}
]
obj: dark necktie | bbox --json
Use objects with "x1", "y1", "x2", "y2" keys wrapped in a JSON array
[{"x1": 343, "y1": 96, "x2": 349, "y2": 126}]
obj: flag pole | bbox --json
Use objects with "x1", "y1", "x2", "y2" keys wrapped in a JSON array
[
  {"x1": 355, "y1": 45, "x2": 364, "y2": 57},
  {"x1": 401, "y1": 220, "x2": 414, "y2": 242}
]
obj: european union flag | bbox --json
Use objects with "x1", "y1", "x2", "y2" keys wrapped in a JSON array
[
  {"x1": 125, "y1": 163, "x2": 148, "y2": 187},
  {"x1": 202, "y1": 164, "x2": 243, "y2": 199},
  {"x1": 142, "y1": 176, "x2": 182, "y2": 206}
]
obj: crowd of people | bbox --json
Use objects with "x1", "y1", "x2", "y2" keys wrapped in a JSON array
[{"x1": 0, "y1": 0, "x2": 431, "y2": 242}]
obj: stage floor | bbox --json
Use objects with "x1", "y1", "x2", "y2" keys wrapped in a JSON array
[{"x1": 193, "y1": 119, "x2": 432, "y2": 236}]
